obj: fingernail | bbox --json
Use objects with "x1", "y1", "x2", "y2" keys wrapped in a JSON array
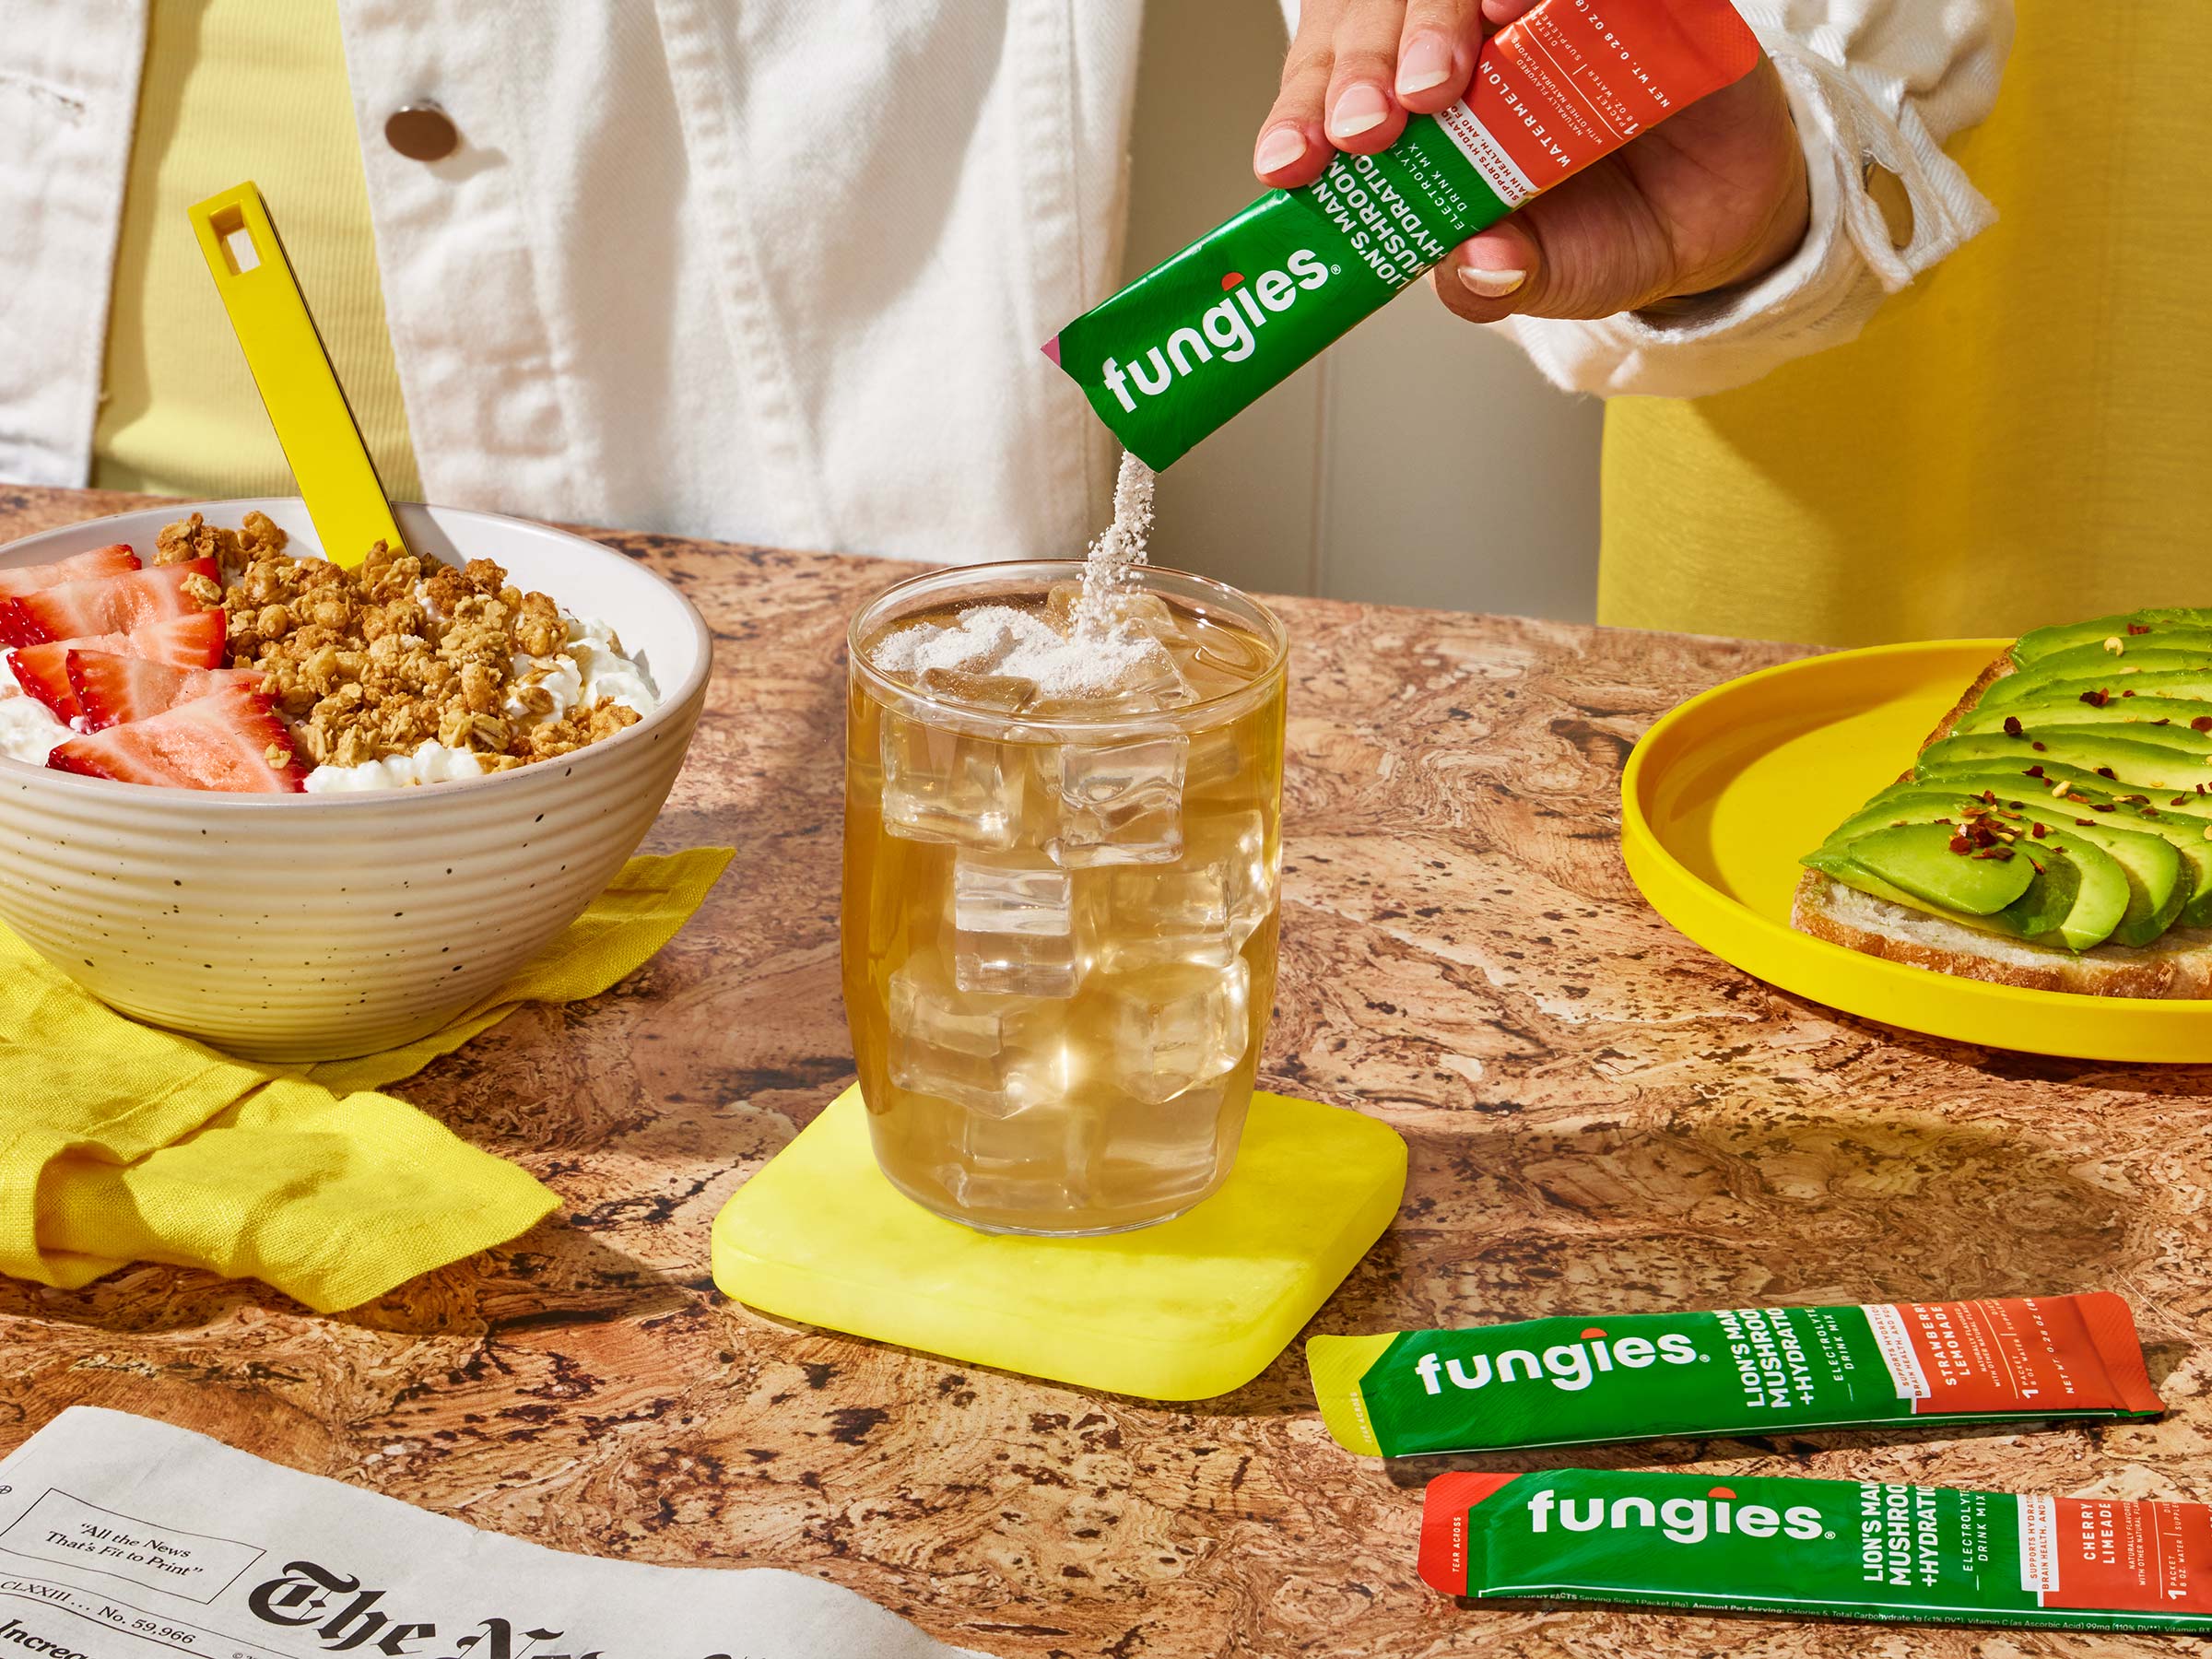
[
  {"x1": 1328, "y1": 85, "x2": 1390, "y2": 141},
  {"x1": 1457, "y1": 263, "x2": 1528, "y2": 299},
  {"x1": 1396, "y1": 36, "x2": 1453, "y2": 97},
  {"x1": 1253, "y1": 125, "x2": 1308, "y2": 175}
]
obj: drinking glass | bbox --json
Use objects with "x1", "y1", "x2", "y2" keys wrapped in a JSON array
[{"x1": 842, "y1": 560, "x2": 1288, "y2": 1234}]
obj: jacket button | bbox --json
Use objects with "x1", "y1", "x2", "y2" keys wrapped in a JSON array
[{"x1": 385, "y1": 104, "x2": 459, "y2": 162}]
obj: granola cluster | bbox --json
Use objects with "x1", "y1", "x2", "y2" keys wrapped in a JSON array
[{"x1": 154, "y1": 512, "x2": 641, "y2": 772}]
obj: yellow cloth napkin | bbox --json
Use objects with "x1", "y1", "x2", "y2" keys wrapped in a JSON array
[{"x1": 1, "y1": 849, "x2": 731, "y2": 1313}]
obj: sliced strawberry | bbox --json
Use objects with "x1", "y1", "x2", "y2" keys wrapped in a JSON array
[
  {"x1": 67, "y1": 651, "x2": 262, "y2": 731},
  {"x1": 48, "y1": 684, "x2": 305, "y2": 793},
  {"x1": 4, "y1": 645, "x2": 79, "y2": 720},
  {"x1": 124, "y1": 610, "x2": 229, "y2": 669},
  {"x1": 1, "y1": 612, "x2": 229, "y2": 723},
  {"x1": 0, "y1": 545, "x2": 141, "y2": 599},
  {"x1": 0, "y1": 558, "x2": 219, "y2": 648}
]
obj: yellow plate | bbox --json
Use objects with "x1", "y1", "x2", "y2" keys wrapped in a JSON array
[{"x1": 1621, "y1": 638, "x2": 2212, "y2": 1062}]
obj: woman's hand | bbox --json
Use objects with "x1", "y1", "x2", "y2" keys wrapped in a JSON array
[{"x1": 1253, "y1": 0, "x2": 1811, "y2": 323}]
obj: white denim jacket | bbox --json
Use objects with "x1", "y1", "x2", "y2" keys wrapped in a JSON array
[{"x1": 0, "y1": 1, "x2": 1138, "y2": 563}]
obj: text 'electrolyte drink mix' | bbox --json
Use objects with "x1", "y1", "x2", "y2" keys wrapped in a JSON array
[
  {"x1": 1310, "y1": 1294, "x2": 2162, "y2": 1456},
  {"x1": 1046, "y1": 0, "x2": 1761, "y2": 469},
  {"x1": 1419, "y1": 1468, "x2": 2212, "y2": 1634}
]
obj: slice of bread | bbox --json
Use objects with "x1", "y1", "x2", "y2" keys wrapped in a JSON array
[
  {"x1": 1792, "y1": 642, "x2": 2212, "y2": 996},
  {"x1": 1792, "y1": 869, "x2": 2212, "y2": 998}
]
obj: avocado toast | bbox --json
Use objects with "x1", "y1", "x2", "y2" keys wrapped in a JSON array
[{"x1": 1794, "y1": 612, "x2": 2212, "y2": 996}]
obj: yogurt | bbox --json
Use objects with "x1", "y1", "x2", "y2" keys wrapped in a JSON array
[
  {"x1": 301, "y1": 741, "x2": 490, "y2": 794},
  {"x1": 0, "y1": 654, "x2": 68, "y2": 765}
]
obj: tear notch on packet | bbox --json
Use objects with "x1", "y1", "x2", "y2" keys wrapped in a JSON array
[
  {"x1": 1310, "y1": 1294, "x2": 2163, "y2": 1457},
  {"x1": 1044, "y1": 0, "x2": 1762, "y2": 470},
  {"x1": 1419, "y1": 1468, "x2": 2212, "y2": 1634}
]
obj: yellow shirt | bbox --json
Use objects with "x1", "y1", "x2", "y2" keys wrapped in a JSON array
[
  {"x1": 1598, "y1": 5, "x2": 2210, "y2": 648},
  {"x1": 94, "y1": 0, "x2": 420, "y2": 502}
]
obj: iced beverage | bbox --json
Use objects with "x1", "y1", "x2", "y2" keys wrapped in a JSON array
[{"x1": 843, "y1": 560, "x2": 1287, "y2": 1233}]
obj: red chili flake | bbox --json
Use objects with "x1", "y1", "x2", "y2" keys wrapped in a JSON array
[
  {"x1": 2098, "y1": 767, "x2": 2118, "y2": 779},
  {"x1": 2081, "y1": 689, "x2": 2112, "y2": 707},
  {"x1": 2194, "y1": 717, "x2": 2212, "y2": 733},
  {"x1": 2173, "y1": 796, "x2": 2192, "y2": 806},
  {"x1": 1982, "y1": 790, "x2": 1998, "y2": 804},
  {"x1": 1948, "y1": 834, "x2": 1972, "y2": 855},
  {"x1": 2130, "y1": 623, "x2": 2153, "y2": 634},
  {"x1": 2003, "y1": 715, "x2": 2025, "y2": 736},
  {"x1": 2032, "y1": 741, "x2": 2049, "y2": 751},
  {"x1": 2145, "y1": 808, "x2": 2162, "y2": 818},
  {"x1": 2156, "y1": 718, "x2": 2173, "y2": 726},
  {"x1": 2077, "y1": 818, "x2": 2097, "y2": 827},
  {"x1": 2027, "y1": 765, "x2": 2047, "y2": 778},
  {"x1": 2031, "y1": 822, "x2": 2048, "y2": 839},
  {"x1": 2092, "y1": 804, "x2": 2117, "y2": 812},
  {"x1": 1971, "y1": 847, "x2": 2017, "y2": 861}
]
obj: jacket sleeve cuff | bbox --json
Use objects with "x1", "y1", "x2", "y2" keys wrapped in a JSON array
[{"x1": 1500, "y1": 35, "x2": 1999, "y2": 400}]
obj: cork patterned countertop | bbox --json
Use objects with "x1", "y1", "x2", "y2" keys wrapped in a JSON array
[{"x1": 5, "y1": 485, "x2": 2211, "y2": 1658}]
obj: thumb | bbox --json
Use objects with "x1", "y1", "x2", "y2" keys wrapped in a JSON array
[{"x1": 1429, "y1": 219, "x2": 1545, "y2": 324}]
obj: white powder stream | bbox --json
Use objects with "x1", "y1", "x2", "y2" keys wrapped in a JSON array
[
  {"x1": 1076, "y1": 450, "x2": 1157, "y2": 628},
  {"x1": 871, "y1": 449, "x2": 1168, "y2": 700}
]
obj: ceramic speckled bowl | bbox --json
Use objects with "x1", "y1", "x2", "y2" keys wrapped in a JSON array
[{"x1": 0, "y1": 499, "x2": 712, "y2": 1062}]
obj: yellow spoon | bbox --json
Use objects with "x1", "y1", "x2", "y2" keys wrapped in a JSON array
[{"x1": 187, "y1": 180, "x2": 405, "y2": 567}]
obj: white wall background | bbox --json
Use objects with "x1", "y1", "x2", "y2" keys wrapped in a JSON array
[{"x1": 1124, "y1": 0, "x2": 1606, "y2": 621}]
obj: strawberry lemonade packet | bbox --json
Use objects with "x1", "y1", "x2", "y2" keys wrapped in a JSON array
[
  {"x1": 1046, "y1": 0, "x2": 1761, "y2": 468},
  {"x1": 1311, "y1": 1295, "x2": 2163, "y2": 1456},
  {"x1": 1418, "y1": 1468, "x2": 2212, "y2": 1634}
]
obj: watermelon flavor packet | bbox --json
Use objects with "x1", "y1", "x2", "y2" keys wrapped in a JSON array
[
  {"x1": 1311, "y1": 1294, "x2": 2162, "y2": 1456},
  {"x1": 1046, "y1": 0, "x2": 1762, "y2": 468},
  {"x1": 1419, "y1": 1467, "x2": 2212, "y2": 1634}
]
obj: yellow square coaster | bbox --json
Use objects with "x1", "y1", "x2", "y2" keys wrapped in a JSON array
[{"x1": 711, "y1": 1086, "x2": 1406, "y2": 1401}]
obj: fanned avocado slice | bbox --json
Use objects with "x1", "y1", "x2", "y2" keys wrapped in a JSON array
[
  {"x1": 1822, "y1": 789, "x2": 2183, "y2": 947},
  {"x1": 1844, "y1": 822, "x2": 2037, "y2": 913},
  {"x1": 1952, "y1": 696, "x2": 2212, "y2": 741},
  {"x1": 1889, "y1": 768, "x2": 2212, "y2": 927},
  {"x1": 1801, "y1": 845, "x2": 2067, "y2": 941},
  {"x1": 1813, "y1": 800, "x2": 2129, "y2": 950},
  {"x1": 1921, "y1": 732, "x2": 2212, "y2": 794},
  {"x1": 1914, "y1": 754, "x2": 2212, "y2": 815},
  {"x1": 1973, "y1": 670, "x2": 2212, "y2": 711},
  {"x1": 2011, "y1": 610, "x2": 2212, "y2": 665},
  {"x1": 1980, "y1": 641, "x2": 2212, "y2": 707}
]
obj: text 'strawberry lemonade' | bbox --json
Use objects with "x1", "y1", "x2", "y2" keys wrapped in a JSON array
[{"x1": 844, "y1": 547, "x2": 1286, "y2": 1234}]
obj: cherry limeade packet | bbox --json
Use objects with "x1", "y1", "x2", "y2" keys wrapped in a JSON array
[
  {"x1": 1418, "y1": 1468, "x2": 2212, "y2": 1634},
  {"x1": 1046, "y1": 0, "x2": 1760, "y2": 469},
  {"x1": 1311, "y1": 1295, "x2": 2163, "y2": 1456}
]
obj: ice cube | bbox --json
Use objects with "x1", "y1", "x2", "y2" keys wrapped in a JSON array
[
  {"x1": 1046, "y1": 582, "x2": 1176, "y2": 639},
  {"x1": 880, "y1": 713, "x2": 1021, "y2": 846},
  {"x1": 888, "y1": 962, "x2": 1019, "y2": 1113},
  {"x1": 1102, "y1": 959, "x2": 1251, "y2": 1104},
  {"x1": 1050, "y1": 735, "x2": 1188, "y2": 867},
  {"x1": 1183, "y1": 724, "x2": 1250, "y2": 797},
  {"x1": 888, "y1": 957, "x2": 1071, "y2": 1116},
  {"x1": 953, "y1": 851, "x2": 1077, "y2": 996},
  {"x1": 1091, "y1": 1086, "x2": 1234, "y2": 1209},
  {"x1": 1093, "y1": 865, "x2": 1237, "y2": 973},
  {"x1": 1110, "y1": 648, "x2": 1197, "y2": 712},
  {"x1": 1218, "y1": 808, "x2": 1277, "y2": 946},
  {"x1": 919, "y1": 667, "x2": 1038, "y2": 714},
  {"x1": 952, "y1": 1094, "x2": 1095, "y2": 1204}
]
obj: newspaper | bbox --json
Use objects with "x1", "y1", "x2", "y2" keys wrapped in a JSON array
[{"x1": 0, "y1": 1408, "x2": 985, "y2": 1659}]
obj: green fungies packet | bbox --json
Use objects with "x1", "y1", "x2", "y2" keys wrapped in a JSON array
[
  {"x1": 1045, "y1": 0, "x2": 1761, "y2": 469},
  {"x1": 1311, "y1": 1294, "x2": 2162, "y2": 1456},
  {"x1": 1419, "y1": 1468, "x2": 2212, "y2": 1635}
]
